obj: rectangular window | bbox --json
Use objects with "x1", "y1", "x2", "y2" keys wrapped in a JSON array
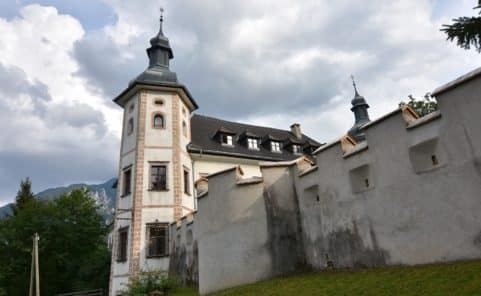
[
  {"x1": 183, "y1": 168, "x2": 190, "y2": 195},
  {"x1": 146, "y1": 223, "x2": 169, "y2": 257},
  {"x1": 221, "y1": 134, "x2": 233, "y2": 146},
  {"x1": 117, "y1": 227, "x2": 128, "y2": 262},
  {"x1": 122, "y1": 167, "x2": 132, "y2": 196},
  {"x1": 151, "y1": 164, "x2": 167, "y2": 191},
  {"x1": 271, "y1": 141, "x2": 281, "y2": 152},
  {"x1": 247, "y1": 138, "x2": 259, "y2": 150},
  {"x1": 292, "y1": 145, "x2": 302, "y2": 154}
]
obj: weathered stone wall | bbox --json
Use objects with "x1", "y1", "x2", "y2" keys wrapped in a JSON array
[
  {"x1": 170, "y1": 70, "x2": 481, "y2": 295},
  {"x1": 169, "y1": 214, "x2": 198, "y2": 286}
]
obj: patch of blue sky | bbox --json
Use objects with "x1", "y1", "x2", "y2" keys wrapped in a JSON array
[{"x1": 0, "y1": 0, "x2": 117, "y2": 31}]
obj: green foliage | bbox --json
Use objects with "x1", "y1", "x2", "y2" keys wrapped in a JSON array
[
  {"x1": 441, "y1": 1, "x2": 481, "y2": 52},
  {"x1": 400, "y1": 94, "x2": 438, "y2": 117},
  {"x1": 10, "y1": 177, "x2": 35, "y2": 215},
  {"x1": 120, "y1": 271, "x2": 180, "y2": 296},
  {"x1": 0, "y1": 187, "x2": 111, "y2": 295}
]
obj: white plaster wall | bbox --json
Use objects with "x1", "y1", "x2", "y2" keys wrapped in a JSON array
[
  {"x1": 111, "y1": 276, "x2": 129, "y2": 295},
  {"x1": 139, "y1": 208, "x2": 174, "y2": 272},
  {"x1": 141, "y1": 148, "x2": 174, "y2": 205},
  {"x1": 144, "y1": 91, "x2": 172, "y2": 147},
  {"x1": 192, "y1": 155, "x2": 261, "y2": 180},
  {"x1": 197, "y1": 169, "x2": 272, "y2": 295}
]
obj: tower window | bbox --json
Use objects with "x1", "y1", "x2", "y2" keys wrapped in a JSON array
[
  {"x1": 146, "y1": 223, "x2": 169, "y2": 258},
  {"x1": 271, "y1": 141, "x2": 281, "y2": 152},
  {"x1": 153, "y1": 114, "x2": 164, "y2": 129},
  {"x1": 126, "y1": 118, "x2": 134, "y2": 135},
  {"x1": 128, "y1": 103, "x2": 135, "y2": 113},
  {"x1": 247, "y1": 138, "x2": 259, "y2": 150},
  {"x1": 183, "y1": 168, "x2": 190, "y2": 195},
  {"x1": 182, "y1": 121, "x2": 187, "y2": 137},
  {"x1": 154, "y1": 99, "x2": 164, "y2": 106},
  {"x1": 221, "y1": 134, "x2": 233, "y2": 146},
  {"x1": 117, "y1": 227, "x2": 128, "y2": 262},
  {"x1": 431, "y1": 154, "x2": 439, "y2": 166},
  {"x1": 122, "y1": 167, "x2": 132, "y2": 196},
  {"x1": 150, "y1": 164, "x2": 167, "y2": 191}
]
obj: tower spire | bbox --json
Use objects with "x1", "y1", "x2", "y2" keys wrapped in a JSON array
[
  {"x1": 347, "y1": 75, "x2": 370, "y2": 141},
  {"x1": 158, "y1": 7, "x2": 164, "y2": 37},
  {"x1": 351, "y1": 74, "x2": 359, "y2": 96}
]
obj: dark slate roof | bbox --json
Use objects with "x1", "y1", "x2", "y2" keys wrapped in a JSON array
[{"x1": 188, "y1": 114, "x2": 322, "y2": 161}]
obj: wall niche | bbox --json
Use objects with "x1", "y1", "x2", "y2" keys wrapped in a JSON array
[
  {"x1": 409, "y1": 137, "x2": 444, "y2": 174},
  {"x1": 349, "y1": 164, "x2": 374, "y2": 194}
]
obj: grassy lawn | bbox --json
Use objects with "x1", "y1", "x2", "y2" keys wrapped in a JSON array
[{"x1": 171, "y1": 259, "x2": 481, "y2": 295}]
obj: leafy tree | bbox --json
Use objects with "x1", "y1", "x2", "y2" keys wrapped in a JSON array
[
  {"x1": 10, "y1": 177, "x2": 35, "y2": 215},
  {"x1": 441, "y1": 1, "x2": 481, "y2": 52},
  {"x1": 400, "y1": 93, "x2": 439, "y2": 117},
  {"x1": 120, "y1": 271, "x2": 180, "y2": 296},
  {"x1": 0, "y1": 187, "x2": 111, "y2": 295}
]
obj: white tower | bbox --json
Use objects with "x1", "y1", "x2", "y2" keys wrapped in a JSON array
[{"x1": 109, "y1": 12, "x2": 198, "y2": 295}]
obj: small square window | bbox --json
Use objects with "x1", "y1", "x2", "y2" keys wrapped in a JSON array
[
  {"x1": 221, "y1": 134, "x2": 233, "y2": 146},
  {"x1": 146, "y1": 223, "x2": 169, "y2": 258},
  {"x1": 271, "y1": 141, "x2": 281, "y2": 152},
  {"x1": 247, "y1": 138, "x2": 259, "y2": 150}
]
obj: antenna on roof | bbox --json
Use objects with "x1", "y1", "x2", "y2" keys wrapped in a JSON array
[
  {"x1": 160, "y1": 7, "x2": 164, "y2": 23},
  {"x1": 350, "y1": 74, "x2": 359, "y2": 96}
]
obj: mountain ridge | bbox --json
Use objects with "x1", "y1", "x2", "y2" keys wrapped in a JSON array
[{"x1": 0, "y1": 178, "x2": 117, "y2": 222}]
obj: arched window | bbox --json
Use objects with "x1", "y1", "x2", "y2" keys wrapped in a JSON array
[{"x1": 153, "y1": 114, "x2": 164, "y2": 129}]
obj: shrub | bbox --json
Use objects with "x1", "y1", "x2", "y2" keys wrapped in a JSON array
[{"x1": 120, "y1": 271, "x2": 180, "y2": 296}]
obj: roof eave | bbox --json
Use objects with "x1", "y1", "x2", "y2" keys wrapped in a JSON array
[{"x1": 113, "y1": 81, "x2": 199, "y2": 111}]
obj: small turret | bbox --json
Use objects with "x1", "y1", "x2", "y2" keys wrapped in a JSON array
[{"x1": 347, "y1": 76, "x2": 370, "y2": 141}]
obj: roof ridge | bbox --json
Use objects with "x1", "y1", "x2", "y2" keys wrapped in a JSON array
[{"x1": 192, "y1": 113, "x2": 296, "y2": 136}]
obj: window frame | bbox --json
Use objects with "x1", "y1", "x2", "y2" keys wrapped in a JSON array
[
  {"x1": 146, "y1": 223, "x2": 169, "y2": 258},
  {"x1": 152, "y1": 113, "x2": 165, "y2": 129},
  {"x1": 116, "y1": 226, "x2": 129, "y2": 262},
  {"x1": 126, "y1": 118, "x2": 134, "y2": 135},
  {"x1": 149, "y1": 162, "x2": 168, "y2": 191},
  {"x1": 271, "y1": 141, "x2": 282, "y2": 153},
  {"x1": 183, "y1": 167, "x2": 191, "y2": 195},
  {"x1": 247, "y1": 138, "x2": 259, "y2": 150},
  {"x1": 122, "y1": 166, "x2": 132, "y2": 197},
  {"x1": 221, "y1": 134, "x2": 233, "y2": 146},
  {"x1": 292, "y1": 144, "x2": 302, "y2": 155}
]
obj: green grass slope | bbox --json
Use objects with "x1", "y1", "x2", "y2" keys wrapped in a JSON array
[{"x1": 173, "y1": 259, "x2": 481, "y2": 296}]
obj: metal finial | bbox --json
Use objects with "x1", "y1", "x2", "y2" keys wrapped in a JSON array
[
  {"x1": 351, "y1": 75, "x2": 359, "y2": 95},
  {"x1": 157, "y1": 7, "x2": 164, "y2": 36}
]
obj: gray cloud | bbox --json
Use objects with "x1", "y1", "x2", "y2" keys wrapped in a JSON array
[
  {"x1": 0, "y1": 62, "x2": 118, "y2": 203},
  {"x1": 72, "y1": 0, "x2": 460, "y2": 124}
]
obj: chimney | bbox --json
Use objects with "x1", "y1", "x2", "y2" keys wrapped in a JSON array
[{"x1": 290, "y1": 123, "x2": 302, "y2": 139}]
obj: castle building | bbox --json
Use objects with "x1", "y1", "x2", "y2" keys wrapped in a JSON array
[{"x1": 108, "y1": 16, "x2": 321, "y2": 295}]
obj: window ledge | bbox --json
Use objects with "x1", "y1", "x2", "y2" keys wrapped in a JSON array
[
  {"x1": 120, "y1": 193, "x2": 131, "y2": 198},
  {"x1": 148, "y1": 189, "x2": 169, "y2": 192}
]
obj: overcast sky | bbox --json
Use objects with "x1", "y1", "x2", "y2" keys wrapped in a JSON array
[{"x1": 0, "y1": 0, "x2": 480, "y2": 205}]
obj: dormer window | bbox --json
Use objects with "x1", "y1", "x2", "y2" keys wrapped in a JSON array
[
  {"x1": 221, "y1": 134, "x2": 233, "y2": 146},
  {"x1": 247, "y1": 138, "x2": 259, "y2": 150},
  {"x1": 271, "y1": 141, "x2": 281, "y2": 153},
  {"x1": 292, "y1": 144, "x2": 302, "y2": 155}
]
